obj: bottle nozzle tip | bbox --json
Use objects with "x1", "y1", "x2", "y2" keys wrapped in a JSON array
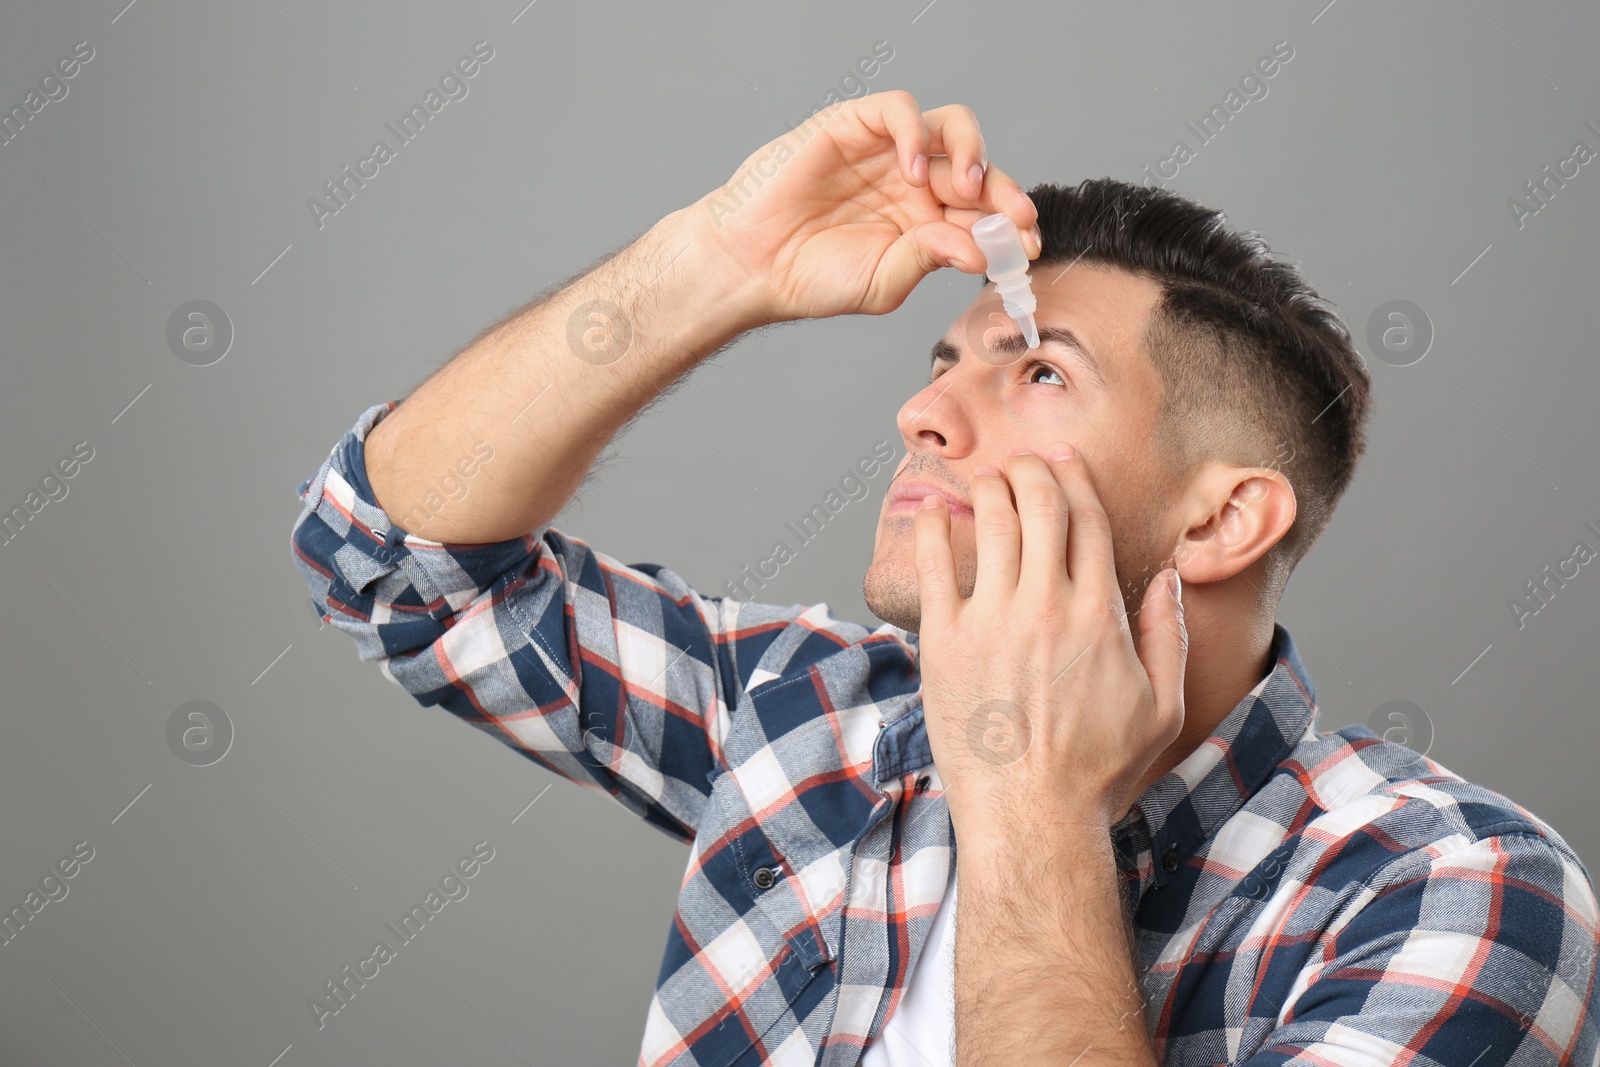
[{"x1": 1020, "y1": 313, "x2": 1039, "y2": 349}]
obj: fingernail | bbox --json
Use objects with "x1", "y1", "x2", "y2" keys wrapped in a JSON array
[
  {"x1": 1167, "y1": 569, "x2": 1182, "y2": 600},
  {"x1": 968, "y1": 163, "x2": 984, "y2": 194},
  {"x1": 912, "y1": 153, "x2": 928, "y2": 182},
  {"x1": 1030, "y1": 223, "x2": 1042, "y2": 249},
  {"x1": 1046, "y1": 443, "x2": 1073, "y2": 460},
  {"x1": 974, "y1": 465, "x2": 1002, "y2": 477},
  {"x1": 921, "y1": 494, "x2": 944, "y2": 509}
]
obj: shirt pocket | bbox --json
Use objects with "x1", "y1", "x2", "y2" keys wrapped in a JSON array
[{"x1": 660, "y1": 769, "x2": 830, "y2": 1067}]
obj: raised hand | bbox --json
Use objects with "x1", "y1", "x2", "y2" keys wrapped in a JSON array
[
  {"x1": 684, "y1": 90, "x2": 1041, "y2": 325},
  {"x1": 911, "y1": 445, "x2": 1189, "y2": 846}
]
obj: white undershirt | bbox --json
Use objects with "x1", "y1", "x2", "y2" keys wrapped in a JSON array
[{"x1": 860, "y1": 862, "x2": 959, "y2": 1066}]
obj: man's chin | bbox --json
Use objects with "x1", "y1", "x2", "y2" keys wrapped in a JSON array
[
  {"x1": 868, "y1": 602, "x2": 922, "y2": 634},
  {"x1": 861, "y1": 558, "x2": 926, "y2": 634},
  {"x1": 864, "y1": 563, "x2": 915, "y2": 630}
]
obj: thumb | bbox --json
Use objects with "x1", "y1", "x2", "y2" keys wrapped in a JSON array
[
  {"x1": 1136, "y1": 568, "x2": 1188, "y2": 729},
  {"x1": 867, "y1": 220, "x2": 981, "y2": 310}
]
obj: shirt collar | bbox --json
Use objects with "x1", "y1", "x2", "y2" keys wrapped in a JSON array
[{"x1": 1112, "y1": 621, "x2": 1320, "y2": 904}]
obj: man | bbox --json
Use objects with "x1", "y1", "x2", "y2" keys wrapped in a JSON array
[{"x1": 288, "y1": 91, "x2": 1599, "y2": 1065}]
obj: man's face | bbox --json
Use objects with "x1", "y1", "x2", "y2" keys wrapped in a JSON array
[{"x1": 863, "y1": 263, "x2": 1177, "y2": 633}]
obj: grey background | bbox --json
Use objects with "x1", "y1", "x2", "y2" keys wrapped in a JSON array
[{"x1": 1, "y1": 0, "x2": 1596, "y2": 1063}]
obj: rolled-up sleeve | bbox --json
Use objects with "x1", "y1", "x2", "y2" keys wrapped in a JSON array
[
  {"x1": 289, "y1": 400, "x2": 796, "y2": 845},
  {"x1": 1240, "y1": 831, "x2": 1599, "y2": 1066}
]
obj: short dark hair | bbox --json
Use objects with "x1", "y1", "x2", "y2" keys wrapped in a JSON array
[{"x1": 987, "y1": 178, "x2": 1373, "y2": 586}]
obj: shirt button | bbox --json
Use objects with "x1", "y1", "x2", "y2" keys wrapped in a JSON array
[
  {"x1": 1162, "y1": 848, "x2": 1180, "y2": 873},
  {"x1": 752, "y1": 866, "x2": 778, "y2": 890}
]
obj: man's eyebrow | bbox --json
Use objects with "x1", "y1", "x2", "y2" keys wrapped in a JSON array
[{"x1": 929, "y1": 326, "x2": 1107, "y2": 388}]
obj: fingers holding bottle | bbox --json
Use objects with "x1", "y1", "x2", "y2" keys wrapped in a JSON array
[
  {"x1": 852, "y1": 96, "x2": 1040, "y2": 257},
  {"x1": 687, "y1": 89, "x2": 1039, "y2": 322}
]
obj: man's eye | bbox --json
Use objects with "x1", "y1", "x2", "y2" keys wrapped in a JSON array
[
  {"x1": 929, "y1": 361, "x2": 1066, "y2": 386},
  {"x1": 1024, "y1": 361, "x2": 1066, "y2": 386}
]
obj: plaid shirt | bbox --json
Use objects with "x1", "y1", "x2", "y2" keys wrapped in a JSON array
[{"x1": 290, "y1": 399, "x2": 1599, "y2": 1067}]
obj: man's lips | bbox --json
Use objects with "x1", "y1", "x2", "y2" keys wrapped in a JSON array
[{"x1": 886, "y1": 480, "x2": 974, "y2": 517}]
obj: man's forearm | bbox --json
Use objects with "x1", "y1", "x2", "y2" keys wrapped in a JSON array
[
  {"x1": 364, "y1": 200, "x2": 764, "y2": 544},
  {"x1": 955, "y1": 826, "x2": 1157, "y2": 1066}
]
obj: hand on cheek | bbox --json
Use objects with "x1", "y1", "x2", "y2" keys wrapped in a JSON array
[{"x1": 911, "y1": 444, "x2": 1189, "y2": 847}]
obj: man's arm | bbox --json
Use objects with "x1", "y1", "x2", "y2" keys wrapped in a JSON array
[
  {"x1": 956, "y1": 825, "x2": 1156, "y2": 1065},
  {"x1": 363, "y1": 201, "x2": 763, "y2": 546},
  {"x1": 292, "y1": 397, "x2": 790, "y2": 844}
]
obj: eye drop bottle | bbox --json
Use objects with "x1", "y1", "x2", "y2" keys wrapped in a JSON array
[{"x1": 970, "y1": 213, "x2": 1039, "y2": 348}]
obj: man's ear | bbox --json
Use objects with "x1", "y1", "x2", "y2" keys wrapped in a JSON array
[{"x1": 1169, "y1": 463, "x2": 1297, "y2": 583}]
